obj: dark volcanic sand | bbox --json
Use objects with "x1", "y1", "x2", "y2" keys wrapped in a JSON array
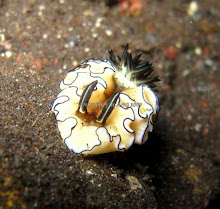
[{"x1": 0, "y1": 0, "x2": 219, "y2": 208}]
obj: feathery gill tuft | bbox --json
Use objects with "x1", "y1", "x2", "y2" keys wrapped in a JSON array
[{"x1": 109, "y1": 44, "x2": 160, "y2": 89}]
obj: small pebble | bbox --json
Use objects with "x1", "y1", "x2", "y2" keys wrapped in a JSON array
[
  {"x1": 57, "y1": 34, "x2": 62, "y2": 39},
  {"x1": 43, "y1": 33, "x2": 48, "y2": 39},
  {"x1": 182, "y1": 69, "x2": 190, "y2": 77},
  {"x1": 63, "y1": 64, "x2": 67, "y2": 70},
  {"x1": 86, "y1": 170, "x2": 93, "y2": 175},
  {"x1": 92, "y1": 33, "x2": 98, "y2": 38},
  {"x1": 126, "y1": 175, "x2": 143, "y2": 190},
  {"x1": 39, "y1": 5, "x2": 45, "y2": 11},
  {"x1": 111, "y1": 173, "x2": 117, "y2": 178},
  {"x1": 205, "y1": 58, "x2": 213, "y2": 67},
  {"x1": 72, "y1": 60, "x2": 78, "y2": 66},
  {"x1": 68, "y1": 27, "x2": 73, "y2": 32},
  {"x1": 95, "y1": 17, "x2": 103, "y2": 28},
  {"x1": 84, "y1": 47, "x2": 90, "y2": 53},
  {"x1": 175, "y1": 41, "x2": 182, "y2": 49},
  {"x1": 165, "y1": 47, "x2": 178, "y2": 60},
  {"x1": 194, "y1": 47, "x2": 202, "y2": 55},
  {"x1": 38, "y1": 11, "x2": 43, "y2": 16},
  {"x1": 5, "y1": 51, "x2": 12, "y2": 58},
  {"x1": 187, "y1": 1, "x2": 198, "y2": 16},
  {"x1": 26, "y1": 25, "x2": 32, "y2": 30},
  {"x1": 194, "y1": 123, "x2": 202, "y2": 132},
  {"x1": 0, "y1": 33, "x2": 5, "y2": 42},
  {"x1": 69, "y1": 40, "x2": 75, "y2": 47},
  {"x1": 105, "y1": 29, "x2": 112, "y2": 36},
  {"x1": 187, "y1": 114, "x2": 192, "y2": 121},
  {"x1": 83, "y1": 10, "x2": 92, "y2": 17}
]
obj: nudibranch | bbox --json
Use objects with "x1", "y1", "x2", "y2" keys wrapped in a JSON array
[{"x1": 51, "y1": 45, "x2": 160, "y2": 155}]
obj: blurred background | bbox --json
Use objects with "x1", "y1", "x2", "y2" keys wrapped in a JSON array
[{"x1": 0, "y1": 0, "x2": 219, "y2": 208}]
